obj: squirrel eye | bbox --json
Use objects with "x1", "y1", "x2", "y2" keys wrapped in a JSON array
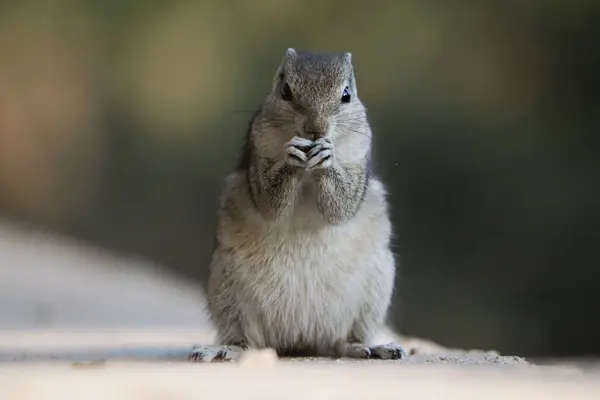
[
  {"x1": 341, "y1": 86, "x2": 351, "y2": 103},
  {"x1": 281, "y1": 83, "x2": 293, "y2": 101}
]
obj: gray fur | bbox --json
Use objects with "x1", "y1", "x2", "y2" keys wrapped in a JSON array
[{"x1": 190, "y1": 49, "x2": 404, "y2": 361}]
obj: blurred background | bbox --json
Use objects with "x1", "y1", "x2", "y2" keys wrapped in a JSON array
[{"x1": 0, "y1": 0, "x2": 598, "y2": 359}]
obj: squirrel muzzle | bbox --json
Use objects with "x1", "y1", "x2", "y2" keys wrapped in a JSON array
[{"x1": 303, "y1": 116, "x2": 330, "y2": 140}]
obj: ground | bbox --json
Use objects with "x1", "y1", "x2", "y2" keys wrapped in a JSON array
[{"x1": 0, "y1": 219, "x2": 599, "y2": 399}]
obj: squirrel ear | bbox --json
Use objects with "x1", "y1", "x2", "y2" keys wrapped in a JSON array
[
  {"x1": 343, "y1": 52, "x2": 352, "y2": 64},
  {"x1": 285, "y1": 48, "x2": 297, "y2": 59},
  {"x1": 273, "y1": 49, "x2": 295, "y2": 91}
]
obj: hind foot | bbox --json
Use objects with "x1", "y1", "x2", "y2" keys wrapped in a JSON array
[
  {"x1": 338, "y1": 342, "x2": 407, "y2": 360},
  {"x1": 188, "y1": 344, "x2": 245, "y2": 363},
  {"x1": 369, "y1": 343, "x2": 407, "y2": 360}
]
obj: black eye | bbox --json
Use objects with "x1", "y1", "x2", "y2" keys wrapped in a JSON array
[
  {"x1": 281, "y1": 83, "x2": 293, "y2": 101},
  {"x1": 341, "y1": 86, "x2": 351, "y2": 103}
]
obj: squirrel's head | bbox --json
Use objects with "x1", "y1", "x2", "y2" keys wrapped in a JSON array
[{"x1": 261, "y1": 48, "x2": 369, "y2": 142}]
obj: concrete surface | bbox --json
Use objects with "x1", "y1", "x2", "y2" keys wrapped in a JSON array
[{"x1": 1, "y1": 219, "x2": 599, "y2": 399}]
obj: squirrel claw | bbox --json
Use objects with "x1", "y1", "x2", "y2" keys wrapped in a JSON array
[
  {"x1": 285, "y1": 136, "x2": 313, "y2": 167},
  {"x1": 189, "y1": 345, "x2": 244, "y2": 363},
  {"x1": 306, "y1": 137, "x2": 334, "y2": 170},
  {"x1": 369, "y1": 343, "x2": 407, "y2": 360}
]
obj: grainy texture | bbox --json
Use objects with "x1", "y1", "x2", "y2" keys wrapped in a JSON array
[{"x1": 1, "y1": 362, "x2": 600, "y2": 400}]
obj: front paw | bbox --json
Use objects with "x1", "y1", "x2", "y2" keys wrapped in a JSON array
[
  {"x1": 306, "y1": 137, "x2": 334, "y2": 170},
  {"x1": 284, "y1": 136, "x2": 314, "y2": 168}
]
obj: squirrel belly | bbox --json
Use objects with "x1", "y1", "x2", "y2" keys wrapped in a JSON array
[{"x1": 207, "y1": 172, "x2": 395, "y2": 355}]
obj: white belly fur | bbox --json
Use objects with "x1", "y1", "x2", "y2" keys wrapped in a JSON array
[
  {"x1": 216, "y1": 177, "x2": 393, "y2": 353},
  {"x1": 242, "y1": 226, "x2": 366, "y2": 350}
]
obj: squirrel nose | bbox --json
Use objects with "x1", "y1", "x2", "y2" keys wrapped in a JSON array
[{"x1": 303, "y1": 117, "x2": 329, "y2": 140}]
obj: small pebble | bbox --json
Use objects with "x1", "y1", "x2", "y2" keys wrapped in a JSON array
[
  {"x1": 238, "y1": 348, "x2": 279, "y2": 368},
  {"x1": 71, "y1": 359, "x2": 106, "y2": 369}
]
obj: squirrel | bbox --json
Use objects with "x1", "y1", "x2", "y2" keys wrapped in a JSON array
[{"x1": 189, "y1": 48, "x2": 405, "y2": 361}]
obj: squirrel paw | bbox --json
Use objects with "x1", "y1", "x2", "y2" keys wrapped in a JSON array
[
  {"x1": 285, "y1": 136, "x2": 314, "y2": 168},
  {"x1": 338, "y1": 342, "x2": 407, "y2": 360},
  {"x1": 284, "y1": 136, "x2": 314, "y2": 167},
  {"x1": 306, "y1": 137, "x2": 334, "y2": 170},
  {"x1": 188, "y1": 344, "x2": 244, "y2": 363},
  {"x1": 369, "y1": 343, "x2": 407, "y2": 360}
]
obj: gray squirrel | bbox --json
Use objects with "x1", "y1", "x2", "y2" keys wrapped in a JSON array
[{"x1": 190, "y1": 48, "x2": 405, "y2": 361}]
